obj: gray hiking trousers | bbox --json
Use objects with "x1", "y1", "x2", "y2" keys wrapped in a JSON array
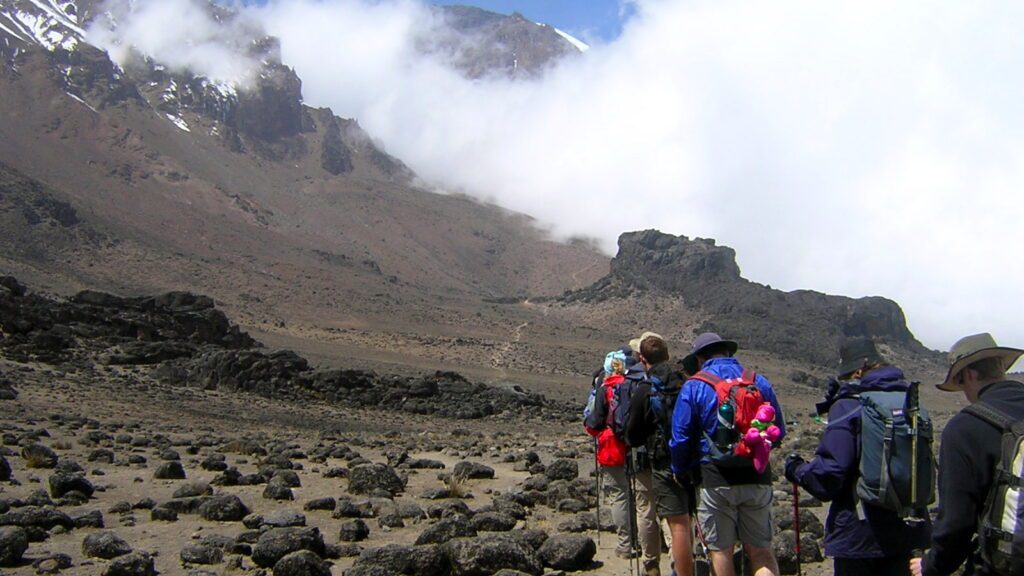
[{"x1": 602, "y1": 465, "x2": 660, "y2": 563}]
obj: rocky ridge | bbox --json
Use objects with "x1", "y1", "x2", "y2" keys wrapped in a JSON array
[
  {"x1": 562, "y1": 230, "x2": 939, "y2": 368},
  {"x1": 0, "y1": 276, "x2": 573, "y2": 422}
]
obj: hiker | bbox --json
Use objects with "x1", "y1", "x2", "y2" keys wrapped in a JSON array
[
  {"x1": 584, "y1": 347, "x2": 662, "y2": 573},
  {"x1": 625, "y1": 333, "x2": 694, "y2": 576},
  {"x1": 910, "y1": 333, "x2": 1024, "y2": 576},
  {"x1": 669, "y1": 332, "x2": 785, "y2": 576},
  {"x1": 785, "y1": 337, "x2": 931, "y2": 576}
]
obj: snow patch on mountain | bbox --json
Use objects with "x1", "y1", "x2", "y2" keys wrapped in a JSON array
[{"x1": 552, "y1": 27, "x2": 589, "y2": 52}]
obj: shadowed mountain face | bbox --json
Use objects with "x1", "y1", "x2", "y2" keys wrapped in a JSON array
[{"x1": 563, "y1": 230, "x2": 937, "y2": 368}]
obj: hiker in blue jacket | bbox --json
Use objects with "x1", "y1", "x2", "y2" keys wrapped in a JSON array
[
  {"x1": 669, "y1": 333, "x2": 785, "y2": 576},
  {"x1": 785, "y1": 338, "x2": 931, "y2": 576}
]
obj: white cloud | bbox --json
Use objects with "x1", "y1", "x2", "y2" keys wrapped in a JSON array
[
  {"x1": 92, "y1": 0, "x2": 1024, "y2": 354},
  {"x1": 86, "y1": 0, "x2": 261, "y2": 86}
]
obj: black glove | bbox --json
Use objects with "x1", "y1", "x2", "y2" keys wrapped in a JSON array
[{"x1": 784, "y1": 453, "x2": 805, "y2": 483}]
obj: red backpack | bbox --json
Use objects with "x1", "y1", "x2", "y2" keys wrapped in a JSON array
[
  {"x1": 590, "y1": 374, "x2": 628, "y2": 467},
  {"x1": 689, "y1": 370, "x2": 764, "y2": 464}
]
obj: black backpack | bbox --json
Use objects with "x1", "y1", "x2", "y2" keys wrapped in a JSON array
[{"x1": 962, "y1": 401, "x2": 1024, "y2": 576}]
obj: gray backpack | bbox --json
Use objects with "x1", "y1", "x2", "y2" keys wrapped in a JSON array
[
  {"x1": 856, "y1": 383, "x2": 936, "y2": 516},
  {"x1": 962, "y1": 401, "x2": 1024, "y2": 576}
]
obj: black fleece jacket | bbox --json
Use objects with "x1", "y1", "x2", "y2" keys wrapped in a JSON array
[{"x1": 923, "y1": 380, "x2": 1024, "y2": 576}]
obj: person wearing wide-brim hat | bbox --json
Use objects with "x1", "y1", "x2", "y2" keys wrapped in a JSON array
[{"x1": 911, "y1": 333, "x2": 1024, "y2": 576}]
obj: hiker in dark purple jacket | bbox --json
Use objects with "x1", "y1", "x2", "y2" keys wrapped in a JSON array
[{"x1": 785, "y1": 338, "x2": 931, "y2": 576}]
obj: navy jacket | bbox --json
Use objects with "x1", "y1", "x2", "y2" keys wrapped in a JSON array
[
  {"x1": 669, "y1": 357, "x2": 786, "y2": 485},
  {"x1": 791, "y1": 366, "x2": 931, "y2": 559}
]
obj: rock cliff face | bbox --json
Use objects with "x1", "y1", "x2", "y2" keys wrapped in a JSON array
[{"x1": 564, "y1": 230, "x2": 931, "y2": 367}]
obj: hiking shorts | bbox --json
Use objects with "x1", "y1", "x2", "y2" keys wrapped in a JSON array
[
  {"x1": 651, "y1": 468, "x2": 694, "y2": 518},
  {"x1": 698, "y1": 484, "x2": 773, "y2": 551}
]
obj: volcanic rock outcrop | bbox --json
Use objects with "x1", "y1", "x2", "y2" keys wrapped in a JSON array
[{"x1": 564, "y1": 230, "x2": 936, "y2": 367}]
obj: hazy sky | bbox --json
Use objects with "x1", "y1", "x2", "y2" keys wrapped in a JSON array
[{"x1": 89, "y1": 0, "x2": 1024, "y2": 357}]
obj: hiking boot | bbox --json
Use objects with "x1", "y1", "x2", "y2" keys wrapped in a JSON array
[{"x1": 643, "y1": 559, "x2": 661, "y2": 576}]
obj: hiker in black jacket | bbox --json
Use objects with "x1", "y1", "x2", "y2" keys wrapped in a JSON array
[
  {"x1": 910, "y1": 333, "x2": 1024, "y2": 576},
  {"x1": 625, "y1": 335, "x2": 695, "y2": 576}
]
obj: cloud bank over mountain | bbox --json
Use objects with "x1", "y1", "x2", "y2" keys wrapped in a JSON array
[{"x1": 89, "y1": 0, "x2": 1024, "y2": 353}]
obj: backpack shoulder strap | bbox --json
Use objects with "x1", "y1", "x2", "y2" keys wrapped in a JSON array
[
  {"x1": 964, "y1": 401, "x2": 1016, "y2": 432},
  {"x1": 740, "y1": 370, "x2": 758, "y2": 386},
  {"x1": 689, "y1": 371, "x2": 722, "y2": 386}
]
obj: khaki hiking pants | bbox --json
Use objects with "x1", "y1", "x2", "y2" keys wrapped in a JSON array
[{"x1": 602, "y1": 465, "x2": 660, "y2": 563}]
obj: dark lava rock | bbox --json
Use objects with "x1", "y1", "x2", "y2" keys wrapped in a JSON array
[
  {"x1": 151, "y1": 507, "x2": 178, "y2": 522},
  {"x1": 198, "y1": 494, "x2": 249, "y2": 522},
  {"x1": 173, "y1": 482, "x2": 213, "y2": 499},
  {"x1": 0, "y1": 455, "x2": 11, "y2": 481},
  {"x1": 537, "y1": 535, "x2": 596, "y2": 570},
  {"x1": 201, "y1": 456, "x2": 228, "y2": 472},
  {"x1": 180, "y1": 544, "x2": 223, "y2": 565},
  {"x1": 338, "y1": 519, "x2": 370, "y2": 542},
  {"x1": 82, "y1": 531, "x2": 132, "y2": 559},
  {"x1": 271, "y1": 470, "x2": 302, "y2": 487},
  {"x1": 348, "y1": 464, "x2": 405, "y2": 496},
  {"x1": 353, "y1": 544, "x2": 447, "y2": 576},
  {"x1": 263, "y1": 509, "x2": 306, "y2": 528},
  {"x1": 444, "y1": 535, "x2": 542, "y2": 576},
  {"x1": 0, "y1": 506, "x2": 74, "y2": 530},
  {"x1": 304, "y1": 497, "x2": 336, "y2": 511},
  {"x1": 102, "y1": 551, "x2": 157, "y2": 576},
  {"x1": 774, "y1": 530, "x2": 823, "y2": 575},
  {"x1": 252, "y1": 527, "x2": 326, "y2": 568},
  {"x1": 415, "y1": 514, "x2": 477, "y2": 545},
  {"x1": 49, "y1": 472, "x2": 95, "y2": 499},
  {"x1": 452, "y1": 462, "x2": 494, "y2": 480},
  {"x1": 21, "y1": 444, "x2": 58, "y2": 469},
  {"x1": 273, "y1": 549, "x2": 331, "y2": 576},
  {"x1": 32, "y1": 552, "x2": 72, "y2": 574},
  {"x1": 471, "y1": 512, "x2": 517, "y2": 532},
  {"x1": 263, "y1": 481, "x2": 295, "y2": 501},
  {"x1": 70, "y1": 509, "x2": 104, "y2": 529},
  {"x1": 88, "y1": 449, "x2": 116, "y2": 464},
  {"x1": 544, "y1": 460, "x2": 578, "y2": 481},
  {"x1": 378, "y1": 512, "x2": 404, "y2": 529},
  {"x1": 0, "y1": 526, "x2": 29, "y2": 567},
  {"x1": 773, "y1": 507, "x2": 824, "y2": 539},
  {"x1": 154, "y1": 461, "x2": 186, "y2": 480}
]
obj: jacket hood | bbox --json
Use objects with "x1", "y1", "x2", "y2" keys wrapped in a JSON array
[{"x1": 817, "y1": 366, "x2": 910, "y2": 414}]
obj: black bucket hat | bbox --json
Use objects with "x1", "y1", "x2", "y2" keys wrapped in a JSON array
[{"x1": 837, "y1": 337, "x2": 884, "y2": 378}]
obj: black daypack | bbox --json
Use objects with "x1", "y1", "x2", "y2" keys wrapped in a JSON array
[
  {"x1": 856, "y1": 383, "x2": 936, "y2": 517},
  {"x1": 962, "y1": 401, "x2": 1024, "y2": 576}
]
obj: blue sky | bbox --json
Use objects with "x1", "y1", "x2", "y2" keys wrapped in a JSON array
[{"x1": 430, "y1": 0, "x2": 632, "y2": 42}]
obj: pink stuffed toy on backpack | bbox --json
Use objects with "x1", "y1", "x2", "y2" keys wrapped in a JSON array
[{"x1": 742, "y1": 404, "x2": 782, "y2": 473}]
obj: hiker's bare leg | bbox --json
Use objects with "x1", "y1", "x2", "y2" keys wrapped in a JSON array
[
  {"x1": 666, "y1": 514, "x2": 693, "y2": 576},
  {"x1": 710, "y1": 549, "x2": 735, "y2": 576},
  {"x1": 744, "y1": 544, "x2": 779, "y2": 576}
]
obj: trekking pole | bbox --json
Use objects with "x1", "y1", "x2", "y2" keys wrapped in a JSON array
[
  {"x1": 625, "y1": 451, "x2": 641, "y2": 576},
  {"x1": 793, "y1": 482, "x2": 802, "y2": 576},
  {"x1": 594, "y1": 440, "x2": 601, "y2": 546},
  {"x1": 907, "y1": 381, "x2": 921, "y2": 518}
]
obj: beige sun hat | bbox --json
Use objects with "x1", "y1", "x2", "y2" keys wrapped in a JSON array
[
  {"x1": 628, "y1": 331, "x2": 664, "y2": 353},
  {"x1": 937, "y1": 332, "x2": 1024, "y2": 392}
]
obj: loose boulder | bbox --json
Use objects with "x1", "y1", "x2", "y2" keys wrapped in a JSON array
[
  {"x1": 82, "y1": 531, "x2": 132, "y2": 559},
  {"x1": 353, "y1": 544, "x2": 447, "y2": 576},
  {"x1": 103, "y1": 551, "x2": 157, "y2": 576},
  {"x1": 154, "y1": 461, "x2": 186, "y2": 480},
  {"x1": 0, "y1": 526, "x2": 29, "y2": 567},
  {"x1": 339, "y1": 519, "x2": 370, "y2": 542},
  {"x1": 49, "y1": 472, "x2": 95, "y2": 499},
  {"x1": 273, "y1": 549, "x2": 331, "y2": 576},
  {"x1": 537, "y1": 535, "x2": 596, "y2": 570},
  {"x1": 543, "y1": 460, "x2": 578, "y2": 481},
  {"x1": 444, "y1": 535, "x2": 542, "y2": 576},
  {"x1": 348, "y1": 464, "x2": 405, "y2": 496},
  {"x1": 198, "y1": 494, "x2": 249, "y2": 522},
  {"x1": 452, "y1": 462, "x2": 494, "y2": 480},
  {"x1": 252, "y1": 527, "x2": 326, "y2": 568}
]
